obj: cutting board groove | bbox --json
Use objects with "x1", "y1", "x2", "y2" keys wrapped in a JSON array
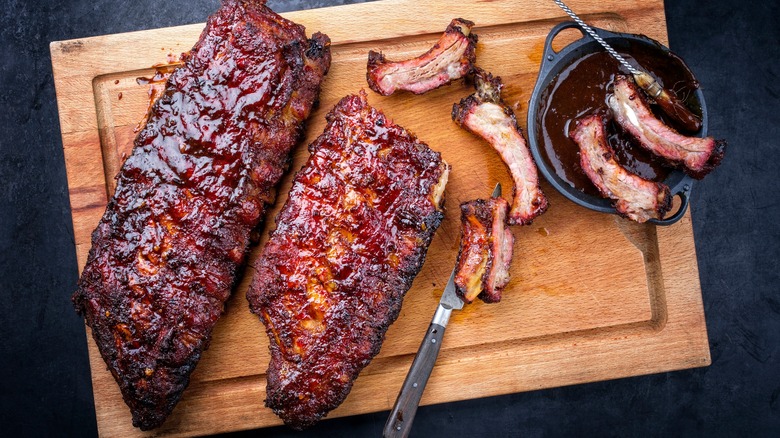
[{"x1": 51, "y1": 1, "x2": 709, "y2": 436}]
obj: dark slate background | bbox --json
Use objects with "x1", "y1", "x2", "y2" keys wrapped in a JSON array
[{"x1": 1, "y1": 0, "x2": 778, "y2": 436}]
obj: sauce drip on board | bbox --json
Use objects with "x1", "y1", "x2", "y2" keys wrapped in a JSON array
[{"x1": 538, "y1": 41, "x2": 701, "y2": 196}]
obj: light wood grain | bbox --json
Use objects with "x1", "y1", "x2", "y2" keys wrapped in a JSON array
[{"x1": 51, "y1": 1, "x2": 708, "y2": 436}]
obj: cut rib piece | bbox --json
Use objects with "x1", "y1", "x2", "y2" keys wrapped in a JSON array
[
  {"x1": 608, "y1": 75, "x2": 725, "y2": 179},
  {"x1": 452, "y1": 69, "x2": 548, "y2": 225},
  {"x1": 247, "y1": 93, "x2": 449, "y2": 430},
  {"x1": 454, "y1": 197, "x2": 514, "y2": 304},
  {"x1": 571, "y1": 115, "x2": 672, "y2": 223},
  {"x1": 71, "y1": 0, "x2": 331, "y2": 430},
  {"x1": 366, "y1": 18, "x2": 477, "y2": 95}
]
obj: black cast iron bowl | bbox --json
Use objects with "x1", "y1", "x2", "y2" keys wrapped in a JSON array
[{"x1": 526, "y1": 22, "x2": 707, "y2": 226}]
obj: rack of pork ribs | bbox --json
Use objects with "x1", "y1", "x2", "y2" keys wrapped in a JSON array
[
  {"x1": 246, "y1": 93, "x2": 450, "y2": 429},
  {"x1": 72, "y1": 0, "x2": 331, "y2": 430}
]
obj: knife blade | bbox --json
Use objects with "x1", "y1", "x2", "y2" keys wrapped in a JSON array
[{"x1": 383, "y1": 183, "x2": 502, "y2": 438}]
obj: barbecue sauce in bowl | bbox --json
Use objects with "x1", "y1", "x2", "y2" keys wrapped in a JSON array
[{"x1": 538, "y1": 41, "x2": 702, "y2": 196}]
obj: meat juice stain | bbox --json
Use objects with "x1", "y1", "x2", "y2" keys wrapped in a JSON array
[
  {"x1": 166, "y1": 52, "x2": 181, "y2": 64},
  {"x1": 136, "y1": 69, "x2": 172, "y2": 86},
  {"x1": 539, "y1": 284, "x2": 575, "y2": 297},
  {"x1": 527, "y1": 41, "x2": 545, "y2": 65},
  {"x1": 538, "y1": 42, "x2": 702, "y2": 196}
]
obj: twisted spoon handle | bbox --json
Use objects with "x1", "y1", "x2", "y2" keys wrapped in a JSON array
[
  {"x1": 552, "y1": 0, "x2": 639, "y2": 75},
  {"x1": 552, "y1": 0, "x2": 702, "y2": 132}
]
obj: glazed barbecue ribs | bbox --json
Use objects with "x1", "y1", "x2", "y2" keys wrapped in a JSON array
[
  {"x1": 571, "y1": 115, "x2": 672, "y2": 223},
  {"x1": 71, "y1": 0, "x2": 330, "y2": 430},
  {"x1": 247, "y1": 93, "x2": 450, "y2": 429},
  {"x1": 367, "y1": 18, "x2": 477, "y2": 95},
  {"x1": 454, "y1": 197, "x2": 514, "y2": 304},
  {"x1": 608, "y1": 75, "x2": 725, "y2": 179},
  {"x1": 452, "y1": 69, "x2": 548, "y2": 225}
]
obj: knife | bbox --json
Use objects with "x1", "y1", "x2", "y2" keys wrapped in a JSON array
[{"x1": 383, "y1": 183, "x2": 502, "y2": 438}]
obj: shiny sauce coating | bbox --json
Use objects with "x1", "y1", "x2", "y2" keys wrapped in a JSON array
[
  {"x1": 248, "y1": 93, "x2": 448, "y2": 429},
  {"x1": 538, "y1": 41, "x2": 701, "y2": 196},
  {"x1": 72, "y1": 0, "x2": 331, "y2": 430}
]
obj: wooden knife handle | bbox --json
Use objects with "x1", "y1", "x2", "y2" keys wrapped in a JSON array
[
  {"x1": 633, "y1": 70, "x2": 702, "y2": 133},
  {"x1": 655, "y1": 89, "x2": 703, "y2": 133},
  {"x1": 383, "y1": 322, "x2": 446, "y2": 438}
]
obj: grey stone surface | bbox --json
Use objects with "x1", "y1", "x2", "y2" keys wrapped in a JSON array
[{"x1": 0, "y1": 0, "x2": 777, "y2": 436}]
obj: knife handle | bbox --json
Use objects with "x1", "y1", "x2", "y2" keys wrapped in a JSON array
[
  {"x1": 633, "y1": 71, "x2": 702, "y2": 133},
  {"x1": 383, "y1": 322, "x2": 446, "y2": 438},
  {"x1": 654, "y1": 89, "x2": 703, "y2": 133}
]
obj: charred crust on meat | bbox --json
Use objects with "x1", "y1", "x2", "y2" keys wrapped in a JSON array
[
  {"x1": 454, "y1": 197, "x2": 513, "y2": 304},
  {"x1": 686, "y1": 138, "x2": 726, "y2": 179},
  {"x1": 305, "y1": 32, "x2": 331, "y2": 61},
  {"x1": 472, "y1": 68, "x2": 503, "y2": 103},
  {"x1": 451, "y1": 69, "x2": 505, "y2": 122},
  {"x1": 367, "y1": 50, "x2": 386, "y2": 69},
  {"x1": 452, "y1": 68, "x2": 548, "y2": 225},
  {"x1": 571, "y1": 115, "x2": 672, "y2": 223},
  {"x1": 71, "y1": 0, "x2": 331, "y2": 430},
  {"x1": 247, "y1": 93, "x2": 448, "y2": 429},
  {"x1": 366, "y1": 18, "x2": 478, "y2": 95},
  {"x1": 656, "y1": 183, "x2": 673, "y2": 217},
  {"x1": 608, "y1": 75, "x2": 726, "y2": 179}
]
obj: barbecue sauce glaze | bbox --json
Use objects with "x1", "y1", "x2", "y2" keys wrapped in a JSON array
[{"x1": 539, "y1": 41, "x2": 701, "y2": 196}]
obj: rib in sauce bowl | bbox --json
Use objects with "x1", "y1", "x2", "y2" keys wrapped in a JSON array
[{"x1": 537, "y1": 40, "x2": 702, "y2": 197}]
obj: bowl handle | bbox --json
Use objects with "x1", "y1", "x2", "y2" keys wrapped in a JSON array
[
  {"x1": 648, "y1": 184, "x2": 691, "y2": 226},
  {"x1": 542, "y1": 22, "x2": 626, "y2": 75},
  {"x1": 540, "y1": 22, "x2": 587, "y2": 74},
  {"x1": 544, "y1": 21, "x2": 585, "y2": 54}
]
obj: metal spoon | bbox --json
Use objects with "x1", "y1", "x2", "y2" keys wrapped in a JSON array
[{"x1": 552, "y1": 0, "x2": 702, "y2": 133}]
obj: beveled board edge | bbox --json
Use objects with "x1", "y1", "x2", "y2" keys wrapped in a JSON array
[{"x1": 51, "y1": 0, "x2": 709, "y2": 436}]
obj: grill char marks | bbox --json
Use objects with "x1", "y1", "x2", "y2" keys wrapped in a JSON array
[
  {"x1": 454, "y1": 197, "x2": 514, "y2": 304},
  {"x1": 608, "y1": 75, "x2": 725, "y2": 179},
  {"x1": 571, "y1": 115, "x2": 672, "y2": 223},
  {"x1": 453, "y1": 69, "x2": 548, "y2": 225},
  {"x1": 71, "y1": 0, "x2": 331, "y2": 430},
  {"x1": 367, "y1": 18, "x2": 477, "y2": 95},
  {"x1": 247, "y1": 93, "x2": 449, "y2": 429}
]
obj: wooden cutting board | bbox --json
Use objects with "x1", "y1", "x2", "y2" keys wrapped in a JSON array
[{"x1": 50, "y1": 0, "x2": 710, "y2": 436}]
